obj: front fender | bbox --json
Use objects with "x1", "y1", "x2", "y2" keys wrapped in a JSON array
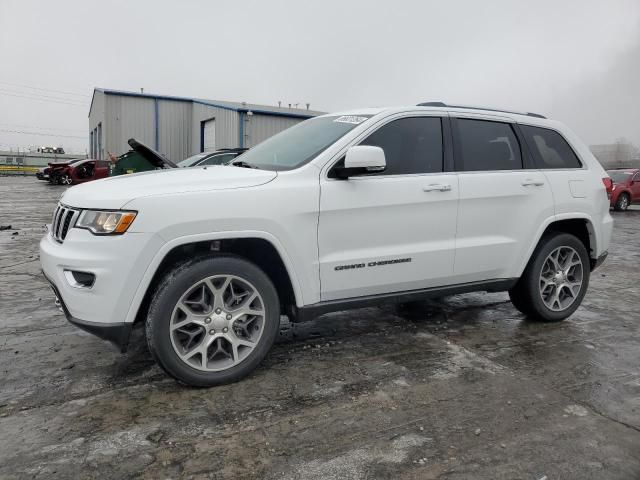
[{"x1": 123, "y1": 230, "x2": 305, "y2": 324}]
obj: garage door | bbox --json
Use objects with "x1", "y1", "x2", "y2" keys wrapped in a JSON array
[{"x1": 203, "y1": 119, "x2": 216, "y2": 152}]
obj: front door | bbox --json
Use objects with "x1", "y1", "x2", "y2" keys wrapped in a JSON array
[{"x1": 318, "y1": 115, "x2": 459, "y2": 301}]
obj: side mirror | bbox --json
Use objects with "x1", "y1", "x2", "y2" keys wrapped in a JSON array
[{"x1": 333, "y1": 146, "x2": 386, "y2": 179}]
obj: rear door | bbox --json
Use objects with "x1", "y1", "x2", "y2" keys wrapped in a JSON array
[
  {"x1": 451, "y1": 116, "x2": 554, "y2": 283},
  {"x1": 318, "y1": 114, "x2": 459, "y2": 301}
]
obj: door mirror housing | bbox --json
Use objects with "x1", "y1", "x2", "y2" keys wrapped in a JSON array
[{"x1": 333, "y1": 146, "x2": 386, "y2": 179}]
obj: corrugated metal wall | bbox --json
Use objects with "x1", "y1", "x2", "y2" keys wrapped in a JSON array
[
  {"x1": 158, "y1": 100, "x2": 192, "y2": 161},
  {"x1": 104, "y1": 95, "x2": 156, "y2": 158},
  {"x1": 244, "y1": 114, "x2": 302, "y2": 148},
  {"x1": 88, "y1": 91, "x2": 105, "y2": 159},
  {"x1": 89, "y1": 91, "x2": 315, "y2": 161},
  {"x1": 191, "y1": 104, "x2": 239, "y2": 153}
]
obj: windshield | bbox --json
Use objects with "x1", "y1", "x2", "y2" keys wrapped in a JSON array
[
  {"x1": 607, "y1": 171, "x2": 633, "y2": 183},
  {"x1": 177, "y1": 153, "x2": 210, "y2": 168},
  {"x1": 233, "y1": 115, "x2": 372, "y2": 171}
]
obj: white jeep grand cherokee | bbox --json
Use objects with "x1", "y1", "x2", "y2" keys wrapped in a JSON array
[{"x1": 41, "y1": 103, "x2": 613, "y2": 386}]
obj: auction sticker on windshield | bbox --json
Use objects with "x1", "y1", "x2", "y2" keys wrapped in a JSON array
[{"x1": 334, "y1": 115, "x2": 369, "y2": 125}]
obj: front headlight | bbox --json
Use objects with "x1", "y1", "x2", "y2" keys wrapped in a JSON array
[{"x1": 76, "y1": 210, "x2": 137, "y2": 235}]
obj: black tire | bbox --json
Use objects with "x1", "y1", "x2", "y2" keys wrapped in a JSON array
[
  {"x1": 614, "y1": 193, "x2": 630, "y2": 211},
  {"x1": 508, "y1": 233, "x2": 590, "y2": 322},
  {"x1": 146, "y1": 255, "x2": 280, "y2": 387},
  {"x1": 508, "y1": 282, "x2": 533, "y2": 316}
]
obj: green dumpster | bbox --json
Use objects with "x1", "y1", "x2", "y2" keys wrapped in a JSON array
[{"x1": 109, "y1": 138, "x2": 178, "y2": 177}]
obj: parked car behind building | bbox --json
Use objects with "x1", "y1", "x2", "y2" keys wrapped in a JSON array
[
  {"x1": 50, "y1": 159, "x2": 110, "y2": 185},
  {"x1": 47, "y1": 159, "x2": 87, "y2": 184},
  {"x1": 36, "y1": 166, "x2": 51, "y2": 181},
  {"x1": 607, "y1": 168, "x2": 640, "y2": 211}
]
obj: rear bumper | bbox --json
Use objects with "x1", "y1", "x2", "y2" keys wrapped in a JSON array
[{"x1": 44, "y1": 272, "x2": 132, "y2": 352}]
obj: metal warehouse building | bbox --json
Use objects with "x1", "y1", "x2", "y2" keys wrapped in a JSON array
[{"x1": 88, "y1": 88, "x2": 324, "y2": 162}]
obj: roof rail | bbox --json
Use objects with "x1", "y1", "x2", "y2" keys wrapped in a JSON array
[{"x1": 417, "y1": 102, "x2": 546, "y2": 119}]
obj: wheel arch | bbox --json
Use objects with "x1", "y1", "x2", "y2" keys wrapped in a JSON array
[
  {"x1": 124, "y1": 231, "x2": 304, "y2": 325},
  {"x1": 616, "y1": 190, "x2": 631, "y2": 202},
  {"x1": 517, "y1": 214, "x2": 597, "y2": 277}
]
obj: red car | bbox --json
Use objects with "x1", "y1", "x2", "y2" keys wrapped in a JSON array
[
  {"x1": 607, "y1": 168, "x2": 640, "y2": 211},
  {"x1": 49, "y1": 159, "x2": 110, "y2": 185}
]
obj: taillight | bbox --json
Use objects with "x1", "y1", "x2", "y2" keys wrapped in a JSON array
[{"x1": 602, "y1": 177, "x2": 613, "y2": 198}]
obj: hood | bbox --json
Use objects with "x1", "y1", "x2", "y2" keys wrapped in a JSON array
[
  {"x1": 128, "y1": 138, "x2": 177, "y2": 169},
  {"x1": 60, "y1": 165, "x2": 277, "y2": 209}
]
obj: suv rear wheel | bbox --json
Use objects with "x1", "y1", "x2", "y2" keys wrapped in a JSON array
[
  {"x1": 509, "y1": 233, "x2": 590, "y2": 322},
  {"x1": 146, "y1": 255, "x2": 280, "y2": 386}
]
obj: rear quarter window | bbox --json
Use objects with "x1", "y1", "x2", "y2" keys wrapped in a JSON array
[{"x1": 520, "y1": 125, "x2": 582, "y2": 169}]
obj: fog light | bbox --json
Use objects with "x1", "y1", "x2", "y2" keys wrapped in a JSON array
[{"x1": 63, "y1": 270, "x2": 96, "y2": 289}]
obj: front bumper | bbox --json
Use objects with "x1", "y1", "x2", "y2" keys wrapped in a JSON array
[
  {"x1": 39, "y1": 226, "x2": 164, "y2": 352},
  {"x1": 45, "y1": 273, "x2": 132, "y2": 352}
]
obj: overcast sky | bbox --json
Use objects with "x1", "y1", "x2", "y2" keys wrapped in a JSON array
[{"x1": 0, "y1": 0, "x2": 639, "y2": 154}]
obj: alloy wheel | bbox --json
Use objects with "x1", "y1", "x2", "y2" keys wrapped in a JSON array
[
  {"x1": 539, "y1": 246, "x2": 584, "y2": 312},
  {"x1": 169, "y1": 274, "x2": 265, "y2": 371},
  {"x1": 620, "y1": 195, "x2": 629, "y2": 210}
]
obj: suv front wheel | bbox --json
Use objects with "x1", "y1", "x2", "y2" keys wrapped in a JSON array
[
  {"x1": 509, "y1": 233, "x2": 590, "y2": 322},
  {"x1": 146, "y1": 255, "x2": 280, "y2": 386}
]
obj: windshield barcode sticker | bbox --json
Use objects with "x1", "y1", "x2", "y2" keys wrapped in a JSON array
[{"x1": 334, "y1": 115, "x2": 368, "y2": 125}]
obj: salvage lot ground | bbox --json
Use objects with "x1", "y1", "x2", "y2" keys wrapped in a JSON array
[{"x1": 0, "y1": 176, "x2": 639, "y2": 480}]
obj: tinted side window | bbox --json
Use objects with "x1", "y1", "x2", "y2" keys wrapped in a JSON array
[
  {"x1": 520, "y1": 125, "x2": 581, "y2": 169},
  {"x1": 359, "y1": 117, "x2": 443, "y2": 175},
  {"x1": 456, "y1": 119, "x2": 522, "y2": 171}
]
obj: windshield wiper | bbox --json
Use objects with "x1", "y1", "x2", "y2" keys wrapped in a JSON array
[{"x1": 229, "y1": 160, "x2": 259, "y2": 169}]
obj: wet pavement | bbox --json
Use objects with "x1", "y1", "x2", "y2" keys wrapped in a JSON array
[{"x1": 0, "y1": 176, "x2": 639, "y2": 480}]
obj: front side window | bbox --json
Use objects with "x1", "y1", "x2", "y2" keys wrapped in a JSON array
[
  {"x1": 455, "y1": 119, "x2": 522, "y2": 171},
  {"x1": 358, "y1": 117, "x2": 443, "y2": 175},
  {"x1": 521, "y1": 125, "x2": 581, "y2": 169}
]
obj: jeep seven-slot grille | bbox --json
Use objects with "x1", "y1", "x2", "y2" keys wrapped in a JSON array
[{"x1": 51, "y1": 205, "x2": 79, "y2": 243}]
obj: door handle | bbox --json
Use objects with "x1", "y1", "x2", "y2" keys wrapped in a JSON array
[
  {"x1": 521, "y1": 179, "x2": 545, "y2": 187},
  {"x1": 423, "y1": 184, "x2": 451, "y2": 192}
]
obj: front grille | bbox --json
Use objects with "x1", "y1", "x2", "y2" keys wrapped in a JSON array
[{"x1": 51, "y1": 204, "x2": 79, "y2": 243}]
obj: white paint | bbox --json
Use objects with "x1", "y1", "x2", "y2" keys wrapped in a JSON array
[{"x1": 40, "y1": 105, "x2": 614, "y2": 331}]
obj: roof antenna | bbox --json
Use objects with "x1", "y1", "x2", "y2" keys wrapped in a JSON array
[
  {"x1": 306, "y1": 103, "x2": 310, "y2": 110},
  {"x1": 140, "y1": 87, "x2": 144, "y2": 94}
]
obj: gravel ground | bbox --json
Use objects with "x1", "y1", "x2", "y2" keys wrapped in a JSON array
[{"x1": 0, "y1": 176, "x2": 639, "y2": 480}]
